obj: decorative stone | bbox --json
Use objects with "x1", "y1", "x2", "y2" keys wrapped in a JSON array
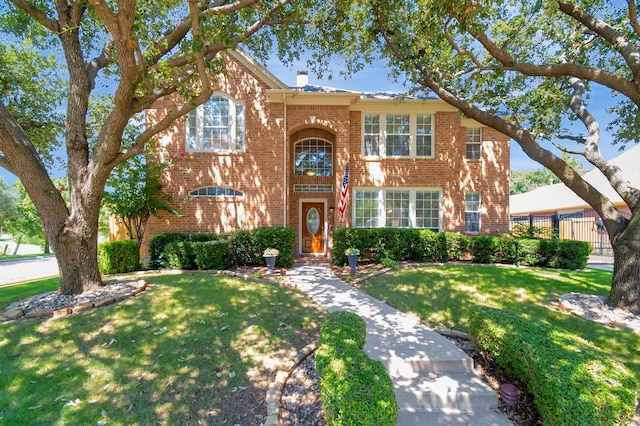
[
  {"x1": 93, "y1": 297, "x2": 115, "y2": 308},
  {"x1": 4, "y1": 307, "x2": 24, "y2": 320},
  {"x1": 53, "y1": 308, "x2": 73, "y2": 318},
  {"x1": 114, "y1": 293, "x2": 133, "y2": 302},
  {"x1": 24, "y1": 308, "x2": 54, "y2": 318},
  {"x1": 73, "y1": 302, "x2": 93, "y2": 313}
]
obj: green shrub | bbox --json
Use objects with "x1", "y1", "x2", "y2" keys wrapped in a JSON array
[
  {"x1": 164, "y1": 241, "x2": 196, "y2": 270},
  {"x1": 470, "y1": 236, "x2": 500, "y2": 263},
  {"x1": 149, "y1": 232, "x2": 189, "y2": 269},
  {"x1": 316, "y1": 312, "x2": 398, "y2": 426},
  {"x1": 468, "y1": 306, "x2": 637, "y2": 426},
  {"x1": 539, "y1": 239, "x2": 592, "y2": 269},
  {"x1": 97, "y1": 240, "x2": 140, "y2": 274},
  {"x1": 251, "y1": 226, "x2": 295, "y2": 267},
  {"x1": 193, "y1": 241, "x2": 234, "y2": 270},
  {"x1": 229, "y1": 229, "x2": 253, "y2": 266},
  {"x1": 512, "y1": 238, "x2": 542, "y2": 266}
]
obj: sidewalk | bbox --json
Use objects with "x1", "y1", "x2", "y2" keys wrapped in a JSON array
[{"x1": 288, "y1": 261, "x2": 512, "y2": 425}]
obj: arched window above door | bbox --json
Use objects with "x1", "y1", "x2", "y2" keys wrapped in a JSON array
[{"x1": 294, "y1": 139, "x2": 333, "y2": 177}]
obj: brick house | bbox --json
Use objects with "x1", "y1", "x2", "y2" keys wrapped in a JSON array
[{"x1": 143, "y1": 50, "x2": 510, "y2": 258}]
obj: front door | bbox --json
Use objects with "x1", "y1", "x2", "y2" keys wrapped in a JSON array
[{"x1": 301, "y1": 202, "x2": 325, "y2": 254}]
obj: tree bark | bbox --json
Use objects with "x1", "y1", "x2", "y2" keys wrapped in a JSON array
[{"x1": 609, "y1": 217, "x2": 640, "y2": 313}]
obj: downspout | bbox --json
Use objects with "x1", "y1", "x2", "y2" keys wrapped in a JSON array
[{"x1": 283, "y1": 92, "x2": 287, "y2": 228}]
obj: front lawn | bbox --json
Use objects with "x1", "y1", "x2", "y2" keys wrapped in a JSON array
[
  {"x1": 357, "y1": 264, "x2": 640, "y2": 383},
  {"x1": 0, "y1": 273, "x2": 326, "y2": 425}
]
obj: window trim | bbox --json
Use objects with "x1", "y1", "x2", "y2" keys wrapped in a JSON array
[
  {"x1": 186, "y1": 93, "x2": 245, "y2": 153},
  {"x1": 362, "y1": 113, "x2": 434, "y2": 159},
  {"x1": 189, "y1": 186, "x2": 244, "y2": 198},
  {"x1": 293, "y1": 138, "x2": 334, "y2": 177},
  {"x1": 465, "y1": 192, "x2": 481, "y2": 233},
  {"x1": 465, "y1": 127, "x2": 482, "y2": 160},
  {"x1": 353, "y1": 187, "x2": 442, "y2": 231}
]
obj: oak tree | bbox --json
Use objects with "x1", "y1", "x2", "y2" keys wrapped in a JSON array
[
  {"x1": 0, "y1": 0, "x2": 310, "y2": 294},
  {"x1": 309, "y1": 0, "x2": 640, "y2": 312}
]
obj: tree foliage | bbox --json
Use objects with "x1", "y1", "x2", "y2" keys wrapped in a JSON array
[
  {"x1": 0, "y1": 0, "x2": 315, "y2": 294},
  {"x1": 103, "y1": 154, "x2": 181, "y2": 249},
  {"x1": 306, "y1": 0, "x2": 640, "y2": 312}
]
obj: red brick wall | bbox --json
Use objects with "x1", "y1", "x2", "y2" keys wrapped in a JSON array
[
  {"x1": 142, "y1": 56, "x2": 510, "y2": 260},
  {"x1": 143, "y1": 55, "x2": 286, "y2": 259},
  {"x1": 343, "y1": 111, "x2": 510, "y2": 235}
]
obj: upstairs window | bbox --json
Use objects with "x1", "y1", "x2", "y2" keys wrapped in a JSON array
[
  {"x1": 465, "y1": 127, "x2": 482, "y2": 160},
  {"x1": 363, "y1": 113, "x2": 433, "y2": 158},
  {"x1": 189, "y1": 186, "x2": 243, "y2": 197},
  {"x1": 187, "y1": 95, "x2": 245, "y2": 152},
  {"x1": 294, "y1": 139, "x2": 333, "y2": 176}
]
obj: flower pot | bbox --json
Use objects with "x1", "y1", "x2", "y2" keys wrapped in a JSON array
[
  {"x1": 347, "y1": 254, "x2": 358, "y2": 275},
  {"x1": 263, "y1": 255, "x2": 277, "y2": 275}
]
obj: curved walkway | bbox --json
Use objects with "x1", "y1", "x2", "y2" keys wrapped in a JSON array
[{"x1": 288, "y1": 262, "x2": 512, "y2": 426}]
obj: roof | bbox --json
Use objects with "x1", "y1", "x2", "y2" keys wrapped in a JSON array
[
  {"x1": 510, "y1": 144, "x2": 640, "y2": 215},
  {"x1": 292, "y1": 84, "x2": 437, "y2": 100}
]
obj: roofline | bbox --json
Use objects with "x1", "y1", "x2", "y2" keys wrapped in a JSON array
[{"x1": 228, "y1": 49, "x2": 289, "y2": 90}]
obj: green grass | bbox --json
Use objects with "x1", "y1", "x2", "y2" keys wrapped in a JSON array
[
  {"x1": 0, "y1": 253, "x2": 53, "y2": 261},
  {"x1": 0, "y1": 273, "x2": 326, "y2": 425},
  {"x1": 358, "y1": 264, "x2": 640, "y2": 383}
]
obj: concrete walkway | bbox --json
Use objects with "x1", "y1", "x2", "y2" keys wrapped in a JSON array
[{"x1": 288, "y1": 262, "x2": 512, "y2": 425}]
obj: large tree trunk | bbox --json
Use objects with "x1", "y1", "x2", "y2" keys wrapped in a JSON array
[
  {"x1": 50, "y1": 223, "x2": 103, "y2": 295},
  {"x1": 608, "y1": 221, "x2": 640, "y2": 314}
]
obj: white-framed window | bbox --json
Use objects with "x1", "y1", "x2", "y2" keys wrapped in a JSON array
[
  {"x1": 465, "y1": 192, "x2": 481, "y2": 232},
  {"x1": 465, "y1": 127, "x2": 482, "y2": 160},
  {"x1": 354, "y1": 188, "x2": 441, "y2": 231},
  {"x1": 189, "y1": 186, "x2": 243, "y2": 197},
  {"x1": 186, "y1": 94, "x2": 245, "y2": 152},
  {"x1": 363, "y1": 113, "x2": 433, "y2": 158},
  {"x1": 416, "y1": 114, "x2": 433, "y2": 156},
  {"x1": 294, "y1": 138, "x2": 333, "y2": 176}
]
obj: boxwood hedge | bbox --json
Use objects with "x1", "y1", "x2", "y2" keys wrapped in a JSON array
[
  {"x1": 468, "y1": 306, "x2": 637, "y2": 425},
  {"x1": 315, "y1": 311, "x2": 398, "y2": 426}
]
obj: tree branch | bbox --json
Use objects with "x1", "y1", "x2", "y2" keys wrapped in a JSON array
[
  {"x1": 371, "y1": 0, "x2": 623, "y2": 223},
  {"x1": 8, "y1": 0, "x2": 60, "y2": 32},
  {"x1": 0, "y1": 153, "x2": 17, "y2": 176},
  {"x1": 567, "y1": 76, "x2": 640, "y2": 210},
  {"x1": 86, "y1": 40, "x2": 113, "y2": 92},
  {"x1": 628, "y1": 0, "x2": 640, "y2": 38},
  {"x1": 467, "y1": 27, "x2": 640, "y2": 105},
  {"x1": 558, "y1": 2, "x2": 640, "y2": 83}
]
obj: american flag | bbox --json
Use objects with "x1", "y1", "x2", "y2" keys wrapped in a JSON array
[{"x1": 338, "y1": 162, "x2": 349, "y2": 222}]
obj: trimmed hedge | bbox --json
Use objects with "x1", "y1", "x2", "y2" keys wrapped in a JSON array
[
  {"x1": 315, "y1": 311, "x2": 398, "y2": 426},
  {"x1": 97, "y1": 240, "x2": 140, "y2": 274},
  {"x1": 468, "y1": 306, "x2": 638, "y2": 426},
  {"x1": 332, "y1": 227, "x2": 472, "y2": 265},
  {"x1": 332, "y1": 228, "x2": 591, "y2": 270},
  {"x1": 148, "y1": 227, "x2": 295, "y2": 270},
  {"x1": 193, "y1": 241, "x2": 234, "y2": 270}
]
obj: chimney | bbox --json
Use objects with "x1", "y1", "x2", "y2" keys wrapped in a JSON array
[{"x1": 296, "y1": 70, "x2": 309, "y2": 87}]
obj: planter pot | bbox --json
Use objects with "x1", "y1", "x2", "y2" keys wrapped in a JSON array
[
  {"x1": 263, "y1": 255, "x2": 277, "y2": 275},
  {"x1": 346, "y1": 254, "x2": 358, "y2": 275}
]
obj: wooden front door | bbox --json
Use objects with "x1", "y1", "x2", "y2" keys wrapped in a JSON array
[{"x1": 301, "y1": 202, "x2": 325, "y2": 254}]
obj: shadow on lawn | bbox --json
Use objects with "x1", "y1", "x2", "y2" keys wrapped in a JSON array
[{"x1": 0, "y1": 273, "x2": 325, "y2": 425}]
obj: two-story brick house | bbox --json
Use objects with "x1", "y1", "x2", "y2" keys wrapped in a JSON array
[{"x1": 143, "y1": 50, "x2": 510, "y2": 257}]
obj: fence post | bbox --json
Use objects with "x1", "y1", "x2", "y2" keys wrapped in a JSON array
[
  {"x1": 529, "y1": 214, "x2": 534, "y2": 236},
  {"x1": 552, "y1": 214, "x2": 560, "y2": 238}
]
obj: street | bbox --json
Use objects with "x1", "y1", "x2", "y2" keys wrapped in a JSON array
[{"x1": 0, "y1": 257, "x2": 59, "y2": 286}]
